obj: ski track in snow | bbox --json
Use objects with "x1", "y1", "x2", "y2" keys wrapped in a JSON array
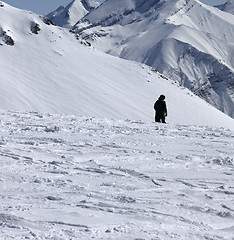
[{"x1": 0, "y1": 111, "x2": 234, "y2": 239}]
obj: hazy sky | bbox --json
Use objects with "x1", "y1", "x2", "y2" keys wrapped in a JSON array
[{"x1": 3, "y1": 0, "x2": 227, "y2": 15}]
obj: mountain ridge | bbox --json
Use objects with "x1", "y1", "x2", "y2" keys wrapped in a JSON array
[
  {"x1": 1, "y1": 1, "x2": 234, "y2": 129},
  {"x1": 47, "y1": 0, "x2": 99, "y2": 28},
  {"x1": 1, "y1": 2, "x2": 234, "y2": 240},
  {"x1": 73, "y1": 0, "x2": 234, "y2": 118}
]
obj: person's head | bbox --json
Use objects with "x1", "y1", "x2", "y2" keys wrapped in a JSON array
[{"x1": 159, "y1": 95, "x2": 165, "y2": 100}]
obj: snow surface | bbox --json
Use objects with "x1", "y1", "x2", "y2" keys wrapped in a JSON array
[
  {"x1": 0, "y1": 111, "x2": 234, "y2": 239},
  {"x1": 1, "y1": 2, "x2": 234, "y2": 239},
  {"x1": 1, "y1": 1, "x2": 233, "y2": 129},
  {"x1": 74, "y1": 0, "x2": 234, "y2": 118}
]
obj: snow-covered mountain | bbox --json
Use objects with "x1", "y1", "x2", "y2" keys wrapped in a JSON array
[
  {"x1": 47, "y1": 0, "x2": 99, "y2": 28},
  {"x1": 73, "y1": 0, "x2": 234, "y2": 118},
  {"x1": 215, "y1": 0, "x2": 234, "y2": 14},
  {"x1": 1, "y1": 2, "x2": 234, "y2": 239},
  {"x1": 0, "y1": 1, "x2": 234, "y2": 129}
]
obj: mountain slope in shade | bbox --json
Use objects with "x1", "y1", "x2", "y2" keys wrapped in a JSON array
[
  {"x1": 47, "y1": 0, "x2": 99, "y2": 28},
  {"x1": 74, "y1": 0, "x2": 234, "y2": 118},
  {"x1": 215, "y1": 0, "x2": 234, "y2": 14},
  {"x1": 0, "y1": 1, "x2": 234, "y2": 129}
]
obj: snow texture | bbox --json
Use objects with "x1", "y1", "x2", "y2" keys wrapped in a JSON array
[
  {"x1": 0, "y1": 2, "x2": 234, "y2": 239},
  {"x1": 0, "y1": 111, "x2": 233, "y2": 239}
]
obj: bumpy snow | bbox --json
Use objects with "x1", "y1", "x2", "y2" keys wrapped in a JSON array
[{"x1": 0, "y1": 111, "x2": 233, "y2": 239}]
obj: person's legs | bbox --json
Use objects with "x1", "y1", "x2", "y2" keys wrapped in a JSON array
[{"x1": 155, "y1": 113, "x2": 160, "y2": 122}]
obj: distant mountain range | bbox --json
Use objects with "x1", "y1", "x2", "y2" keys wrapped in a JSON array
[
  {"x1": 1, "y1": 1, "x2": 233, "y2": 128},
  {"x1": 48, "y1": 0, "x2": 234, "y2": 118},
  {"x1": 68, "y1": 0, "x2": 234, "y2": 118}
]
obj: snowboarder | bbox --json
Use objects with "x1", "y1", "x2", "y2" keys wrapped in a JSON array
[{"x1": 154, "y1": 95, "x2": 167, "y2": 123}]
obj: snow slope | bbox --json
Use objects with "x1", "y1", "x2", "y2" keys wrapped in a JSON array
[
  {"x1": 74, "y1": 0, "x2": 234, "y2": 118},
  {"x1": 215, "y1": 0, "x2": 234, "y2": 14},
  {"x1": 0, "y1": 2, "x2": 234, "y2": 239},
  {"x1": 0, "y1": 111, "x2": 234, "y2": 239},
  {"x1": 47, "y1": 0, "x2": 99, "y2": 28},
  {"x1": 0, "y1": 1, "x2": 234, "y2": 129}
]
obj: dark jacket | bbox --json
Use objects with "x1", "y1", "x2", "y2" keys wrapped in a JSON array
[{"x1": 154, "y1": 99, "x2": 167, "y2": 116}]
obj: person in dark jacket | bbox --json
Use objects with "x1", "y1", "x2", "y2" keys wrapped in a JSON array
[{"x1": 154, "y1": 95, "x2": 167, "y2": 123}]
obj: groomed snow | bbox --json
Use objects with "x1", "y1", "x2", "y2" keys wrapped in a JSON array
[{"x1": 0, "y1": 111, "x2": 233, "y2": 239}]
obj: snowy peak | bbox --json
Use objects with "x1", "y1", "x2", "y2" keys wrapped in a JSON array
[
  {"x1": 215, "y1": 0, "x2": 234, "y2": 14},
  {"x1": 47, "y1": 0, "x2": 99, "y2": 28},
  {"x1": 74, "y1": 0, "x2": 234, "y2": 118},
  {"x1": 0, "y1": 0, "x2": 234, "y2": 129},
  {"x1": 82, "y1": 0, "x2": 233, "y2": 30},
  {"x1": 81, "y1": 0, "x2": 99, "y2": 10},
  {"x1": 79, "y1": 0, "x2": 161, "y2": 26},
  {"x1": 0, "y1": 1, "x2": 57, "y2": 47},
  {"x1": 79, "y1": 0, "x2": 199, "y2": 25}
]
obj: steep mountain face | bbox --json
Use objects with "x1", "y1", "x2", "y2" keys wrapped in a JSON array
[
  {"x1": 215, "y1": 0, "x2": 234, "y2": 14},
  {"x1": 1, "y1": 1, "x2": 233, "y2": 128},
  {"x1": 47, "y1": 0, "x2": 99, "y2": 28},
  {"x1": 73, "y1": 0, "x2": 234, "y2": 118}
]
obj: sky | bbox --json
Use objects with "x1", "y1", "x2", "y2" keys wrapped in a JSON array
[{"x1": 2, "y1": 0, "x2": 227, "y2": 15}]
